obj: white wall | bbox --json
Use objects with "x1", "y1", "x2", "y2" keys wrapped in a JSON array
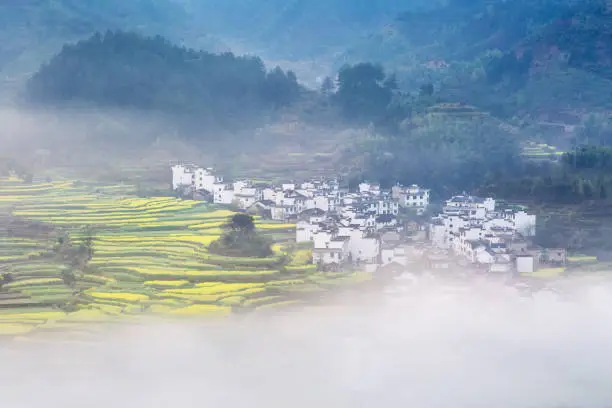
[
  {"x1": 475, "y1": 248, "x2": 494, "y2": 264},
  {"x1": 235, "y1": 195, "x2": 257, "y2": 209},
  {"x1": 282, "y1": 183, "x2": 295, "y2": 191},
  {"x1": 171, "y1": 165, "x2": 194, "y2": 190},
  {"x1": 270, "y1": 206, "x2": 286, "y2": 221},
  {"x1": 351, "y1": 236, "x2": 379, "y2": 263},
  {"x1": 313, "y1": 250, "x2": 345, "y2": 265},
  {"x1": 296, "y1": 221, "x2": 319, "y2": 243},
  {"x1": 430, "y1": 224, "x2": 447, "y2": 248},
  {"x1": 377, "y1": 200, "x2": 399, "y2": 215},
  {"x1": 516, "y1": 256, "x2": 534, "y2": 273},
  {"x1": 313, "y1": 196, "x2": 329, "y2": 212},
  {"x1": 381, "y1": 248, "x2": 395, "y2": 265},
  {"x1": 484, "y1": 218, "x2": 514, "y2": 231},
  {"x1": 513, "y1": 211, "x2": 537, "y2": 237},
  {"x1": 405, "y1": 189, "x2": 429, "y2": 209},
  {"x1": 262, "y1": 188, "x2": 276, "y2": 201},
  {"x1": 313, "y1": 231, "x2": 332, "y2": 249},
  {"x1": 218, "y1": 190, "x2": 235, "y2": 205},
  {"x1": 212, "y1": 183, "x2": 227, "y2": 204}
]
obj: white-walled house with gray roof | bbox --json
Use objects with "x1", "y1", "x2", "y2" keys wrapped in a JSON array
[{"x1": 429, "y1": 194, "x2": 537, "y2": 272}]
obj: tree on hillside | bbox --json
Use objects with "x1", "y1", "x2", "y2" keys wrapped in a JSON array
[
  {"x1": 210, "y1": 213, "x2": 272, "y2": 257},
  {"x1": 263, "y1": 66, "x2": 300, "y2": 108},
  {"x1": 420, "y1": 83, "x2": 434, "y2": 97},
  {"x1": 334, "y1": 62, "x2": 395, "y2": 124},
  {"x1": 320, "y1": 76, "x2": 335, "y2": 96},
  {"x1": 227, "y1": 213, "x2": 255, "y2": 234}
]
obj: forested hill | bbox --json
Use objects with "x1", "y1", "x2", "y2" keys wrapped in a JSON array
[
  {"x1": 26, "y1": 31, "x2": 301, "y2": 129},
  {"x1": 340, "y1": 0, "x2": 612, "y2": 119},
  {"x1": 0, "y1": 1, "x2": 188, "y2": 72},
  {"x1": 0, "y1": 0, "x2": 227, "y2": 99}
]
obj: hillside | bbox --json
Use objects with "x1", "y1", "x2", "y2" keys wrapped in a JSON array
[
  {"x1": 0, "y1": 0, "x2": 224, "y2": 98},
  {"x1": 26, "y1": 31, "x2": 301, "y2": 130},
  {"x1": 339, "y1": 0, "x2": 612, "y2": 120},
  {"x1": 175, "y1": 0, "x2": 441, "y2": 59}
]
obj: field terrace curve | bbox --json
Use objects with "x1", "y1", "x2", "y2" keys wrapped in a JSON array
[{"x1": 0, "y1": 176, "x2": 371, "y2": 342}]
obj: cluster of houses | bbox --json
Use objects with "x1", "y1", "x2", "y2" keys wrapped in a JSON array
[
  {"x1": 171, "y1": 164, "x2": 564, "y2": 276},
  {"x1": 427, "y1": 195, "x2": 565, "y2": 274},
  {"x1": 171, "y1": 163, "x2": 430, "y2": 271}
]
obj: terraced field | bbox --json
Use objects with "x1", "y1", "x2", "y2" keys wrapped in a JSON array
[
  {"x1": 519, "y1": 255, "x2": 600, "y2": 279},
  {"x1": 521, "y1": 141, "x2": 565, "y2": 161},
  {"x1": 0, "y1": 177, "x2": 371, "y2": 340}
]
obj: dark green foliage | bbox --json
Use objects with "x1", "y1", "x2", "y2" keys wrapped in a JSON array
[
  {"x1": 562, "y1": 145, "x2": 612, "y2": 170},
  {"x1": 354, "y1": 113, "x2": 522, "y2": 197},
  {"x1": 479, "y1": 145, "x2": 612, "y2": 204},
  {"x1": 210, "y1": 214, "x2": 273, "y2": 257},
  {"x1": 419, "y1": 83, "x2": 434, "y2": 97},
  {"x1": 340, "y1": 0, "x2": 612, "y2": 119},
  {"x1": 330, "y1": 62, "x2": 407, "y2": 128},
  {"x1": 226, "y1": 213, "x2": 256, "y2": 234},
  {"x1": 0, "y1": 272, "x2": 14, "y2": 287},
  {"x1": 26, "y1": 31, "x2": 301, "y2": 127},
  {"x1": 334, "y1": 63, "x2": 395, "y2": 124},
  {"x1": 61, "y1": 268, "x2": 77, "y2": 287}
]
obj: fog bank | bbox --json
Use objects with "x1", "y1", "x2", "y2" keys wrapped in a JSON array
[{"x1": 2, "y1": 279, "x2": 612, "y2": 407}]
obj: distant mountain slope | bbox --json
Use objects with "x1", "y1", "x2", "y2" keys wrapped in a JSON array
[
  {"x1": 339, "y1": 0, "x2": 612, "y2": 119},
  {"x1": 0, "y1": 0, "x2": 226, "y2": 98},
  {"x1": 176, "y1": 0, "x2": 441, "y2": 58}
]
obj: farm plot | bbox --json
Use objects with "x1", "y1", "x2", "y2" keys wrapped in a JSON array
[
  {"x1": 0, "y1": 177, "x2": 371, "y2": 337},
  {"x1": 521, "y1": 141, "x2": 565, "y2": 161}
]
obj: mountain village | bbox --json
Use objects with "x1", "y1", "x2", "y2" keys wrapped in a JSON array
[{"x1": 172, "y1": 164, "x2": 565, "y2": 277}]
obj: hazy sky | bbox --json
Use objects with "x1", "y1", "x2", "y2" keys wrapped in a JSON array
[{"x1": 2, "y1": 279, "x2": 612, "y2": 408}]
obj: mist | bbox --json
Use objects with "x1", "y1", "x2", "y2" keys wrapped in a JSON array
[{"x1": 3, "y1": 278, "x2": 612, "y2": 408}]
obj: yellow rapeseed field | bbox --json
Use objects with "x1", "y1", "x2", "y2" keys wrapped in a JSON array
[
  {"x1": 88, "y1": 292, "x2": 149, "y2": 302},
  {"x1": 144, "y1": 280, "x2": 190, "y2": 287},
  {"x1": 169, "y1": 304, "x2": 232, "y2": 316},
  {"x1": 0, "y1": 176, "x2": 372, "y2": 336}
]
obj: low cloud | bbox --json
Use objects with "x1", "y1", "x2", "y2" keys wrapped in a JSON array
[{"x1": 2, "y1": 279, "x2": 612, "y2": 408}]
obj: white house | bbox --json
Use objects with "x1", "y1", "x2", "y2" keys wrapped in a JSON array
[
  {"x1": 213, "y1": 185, "x2": 235, "y2": 205},
  {"x1": 429, "y1": 220, "x2": 447, "y2": 248},
  {"x1": 171, "y1": 164, "x2": 195, "y2": 190},
  {"x1": 445, "y1": 195, "x2": 496, "y2": 213},
  {"x1": 261, "y1": 188, "x2": 277, "y2": 201},
  {"x1": 313, "y1": 196, "x2": 330, "y2": 212},
  {"x1": 358, "y1": 182, "x2": 381, "y2": 194},
  {"x1": 510, "y1": 211, "x2": 537, "y2": 237},
  {"x1": 282, "y1": 183, "x2": 295, "y2": 191},
  {"x1": 296, "y1": 220, "x2": 320, "y2": 243},
  {"x1": 516, "y1": 254, "x2": 535, "y2": 273},
  {"x1": 172, "y1": 164, "x2": 223, "y2": 192},
  {"x1": 312, "y1": 235, "x2": 350, "y2": 265},
  {"x1": 392, "y1": 184, "x2": 430, "y2": 212},
  {"x1": 234, "y1": 192, "x2": 258, "y2": 209},
  {"x1": 194, "y1": 168, "x2": 222, "y2": 192}
]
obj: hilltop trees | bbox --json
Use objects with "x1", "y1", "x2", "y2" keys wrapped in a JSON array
[
  {"x1": 355, "y1": 114, "x2": 522, "y2": 196},
  {"x1": 333, "y1": 62, "x2": 399, "y2": 125},
  {"x1": 27, "y1": 31, "x2": 301, "y2": 129}
]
